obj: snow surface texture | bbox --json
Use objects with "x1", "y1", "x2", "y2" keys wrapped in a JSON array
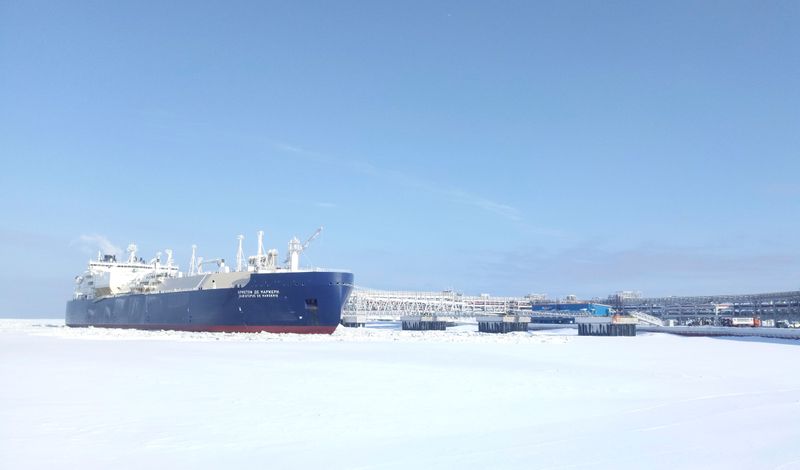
[{"x1": 2, "y1": 319, "x2": 800, "y2": 469}]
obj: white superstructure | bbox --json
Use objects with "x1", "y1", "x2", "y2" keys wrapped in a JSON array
[
  {"x1": 73, "y1": 228, "x2": 325, "y2": 300},
  {"x1": 73, "y1": 244, "x2": 182, "y2": 299}
]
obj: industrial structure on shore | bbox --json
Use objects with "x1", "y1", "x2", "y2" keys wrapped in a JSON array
[
  {"x1": 608, "y1": 290, "x2": 800, "y2": 322},
  {"x1": 344, "y1": 287, "x2": 800, "y2": 323}
]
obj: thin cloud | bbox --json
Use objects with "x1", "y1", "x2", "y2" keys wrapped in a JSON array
[
  {"x1": 273, "y1": 142, "x2": 524, "y2": 223},
  {"x1": 74, "y1": 234, "x2": 122, "y2": 257},
  {"x1": 442, "y1": 189, "x2": 523, "y2": 222},
  {"x1": 471, "y1": 243, "x2": 800, "y2": 298},
  {"x1": 274, "y1": 143, "x2": 324, "y2": 162},
  {"x1": 273, "y1": 142, "x2": 381, "y2": 176},
  {"x1": 314, "y1": 202, "x2": 337, "y2": 208}
]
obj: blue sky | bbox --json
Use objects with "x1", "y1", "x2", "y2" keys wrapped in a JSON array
[{"x1": 1, "y1": 1, "x2": 798, "y2": 316}]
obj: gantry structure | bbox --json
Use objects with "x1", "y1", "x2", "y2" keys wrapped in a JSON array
[
  {"x1": 345, "y1": 287, "x2": 800, "y2": 321},
  {"x1": 343, "y1": 287, "x2": 532, "y2": 320},
  {"x1": 614, "y1": 290, "x2": 800, "y2": 319}
]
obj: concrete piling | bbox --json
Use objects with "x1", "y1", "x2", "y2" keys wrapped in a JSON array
[
  {"x1": 575, "y1": 315, "x2": 637, "y2": 336},
  {"x1": 401, "y1": 315, "x2": 447, "y2": 330},
  {"x1": 477, "y1": 315, "x2": 530, "y2": 333}
]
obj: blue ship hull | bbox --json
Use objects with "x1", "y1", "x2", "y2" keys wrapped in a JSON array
[{"x1": 66, "y1": 271, "x2": 353, "y2": 334}]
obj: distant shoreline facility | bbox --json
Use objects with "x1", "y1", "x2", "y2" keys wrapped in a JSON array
[
  {"x1": 66, "y1": 229, "x2": 353, "y2": 334},
  {"x1": 530, "y1": 302, "x2": 613, "y2": 317},
  {"x1": 609, "y1": 290, "x2": 800, "y2": 320},
  {"x1": 344, "y1": 288, "x2": 800, "y2": 324}
]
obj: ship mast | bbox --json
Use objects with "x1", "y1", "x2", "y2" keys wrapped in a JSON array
[
  {"x1": 257, "y1": 231, "x2": 265, "y2": 259},
  {"x1": 189, "y1": 244, "x2": 197, "y2": 276},
  {"x1": 236, "y1": 235, "x2": 244, "y2": 272}
]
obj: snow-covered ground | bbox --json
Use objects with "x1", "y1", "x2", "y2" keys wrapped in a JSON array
[{"x1": 1, "y1": 319, "x2": 799, "y2": 469}]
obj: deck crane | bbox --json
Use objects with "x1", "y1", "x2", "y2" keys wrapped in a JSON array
[
  {"x1": 196, "y1": 257, "x2": 229, "y2": 274},
  {"x1": 286, "y1": 226, "x2": 323, "y2": 271}
]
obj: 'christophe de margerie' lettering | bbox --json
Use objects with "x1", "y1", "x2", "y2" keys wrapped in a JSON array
[{"x1": 237, "y1": 289, "x2": 280, "y2": 299}]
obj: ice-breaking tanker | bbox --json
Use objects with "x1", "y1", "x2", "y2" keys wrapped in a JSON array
[{"x1": 66, "y1": 228, "x2": 353, "y2": 333}]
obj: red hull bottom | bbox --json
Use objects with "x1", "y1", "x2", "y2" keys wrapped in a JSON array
[{"x1": 66, "y1": 324, "x2": 338, "y2": 334}]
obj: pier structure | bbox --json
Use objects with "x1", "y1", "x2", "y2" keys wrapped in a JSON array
[
  {"x1": 612, "y1": 290, "x2": 800, "y2": 322},
  {"x1": 344, "y1": 287, "x2": 800, "y2": 324},
  {"x1": 343, "y1": 288, "x2": 533, "y2": 321}
]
